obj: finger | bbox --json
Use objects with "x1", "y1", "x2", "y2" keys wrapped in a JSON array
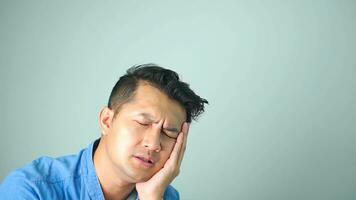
[
  {"x1": 167, "y1": 126, "x2": 185, "y2": 167},
  {"x1": 178, "y1": 122, "x2": 190, "y2": 166}
]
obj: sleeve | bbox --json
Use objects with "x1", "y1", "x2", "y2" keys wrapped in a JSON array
[
  {"x1": 163, "y1": 185, "x2": 180, "y2": 200},
  {"x1": 0, "y1": 171, "x2": 40, "y2": 200}
]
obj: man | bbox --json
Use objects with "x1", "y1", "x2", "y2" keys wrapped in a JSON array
[{"x1": 0, "y1": 64, "x2": 208, "y2": 200}]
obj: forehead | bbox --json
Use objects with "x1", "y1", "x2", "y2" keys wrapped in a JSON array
[{"x1": 123, "y1": 82, "x2": 186, "y2": 122}]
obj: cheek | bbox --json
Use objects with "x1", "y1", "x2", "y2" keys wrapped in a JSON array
[
  {"x1": 106, "y1": 132, "x2": 126, "y2": 162},
  {"x1": 107, "y1": 126, "x2": 142, "y2": 159},
  {"x1": 120, "y1": 121, "x2": 145, "y2": 142},
  {"x1": 160, "y1": 137, "x2": 176, "y2": 157}
]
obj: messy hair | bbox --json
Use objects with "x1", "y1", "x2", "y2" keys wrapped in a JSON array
[{"x1": 107, "y1": 63, "x2": 208, "y2": 123}]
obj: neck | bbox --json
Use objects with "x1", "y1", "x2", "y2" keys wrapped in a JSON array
[{"x1": 93, "y1": 138, "x2": 135, "y2": 200}]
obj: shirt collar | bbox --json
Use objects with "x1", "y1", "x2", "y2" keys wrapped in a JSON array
[
  {"x1": 82, "y1": 138, "x2": 105, "y2": 200},
  {"x1": 81, "y1": 138, "x2": 139, "y2": 200}
]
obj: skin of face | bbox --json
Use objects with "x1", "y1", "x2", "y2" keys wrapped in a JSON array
[{"x1": 100, "y1": 82, "x2": 187, "y2": 183}]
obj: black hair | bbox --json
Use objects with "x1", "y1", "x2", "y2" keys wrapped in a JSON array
[{"x1": 107, "y1": 63, "x2": 208, "y2": 123}]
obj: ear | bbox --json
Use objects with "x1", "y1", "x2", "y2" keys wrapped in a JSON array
[{"x1": 99, "y1": 107, "x2": 114, "y2": 136}]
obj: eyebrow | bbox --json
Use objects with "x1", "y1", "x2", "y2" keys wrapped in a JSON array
[{"x1": 136, "y1": 112, "x2": 180, "y2": 134}]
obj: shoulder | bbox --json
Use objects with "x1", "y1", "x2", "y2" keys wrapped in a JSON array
[
  {"x1": 13, "y1": 153, "x2": 82, "y2": 182},
  {"x1": 0, "y1": 169, "x2": 39, "y2": 199},
  {"x1": 0, "y1": 152, "x2": 84, "y2": 199},
  {"x1": 163, "y1": 185, "x2": 180, "y2": 200}
]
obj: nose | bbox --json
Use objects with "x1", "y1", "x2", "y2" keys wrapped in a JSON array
[{"x1": 142, "y1": 126, "x2": 162, "y2": 152}]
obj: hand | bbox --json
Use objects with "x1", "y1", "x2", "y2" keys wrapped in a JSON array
[{"x1": 136, "y1": 122, "x2": 190, "y2": 200}]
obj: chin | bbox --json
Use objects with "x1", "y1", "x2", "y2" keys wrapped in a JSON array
[
  {"x1": 131, "y1": 171, "x2": 155, "y2": 183},
  {"x1": 136, "y1": 176, "x2": 151, "y2": 183},
  {"x1": 127, "y1": 159, "x2": 163, "y2": 182},
  {"x1": 124, "y1": 165, "x2": 155, "y2": 182}
]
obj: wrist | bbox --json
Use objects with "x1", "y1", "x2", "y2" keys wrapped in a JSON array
[
  {"x1": 138, "y1": 190, "x2": 164, "y2": 200},
  {"x1": 138, "y1": 194, "x2": 163, "y2": 200}
]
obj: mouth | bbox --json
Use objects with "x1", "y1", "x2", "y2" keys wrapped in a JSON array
[{"x1": 133, "y1": 156, "x2": 155, "y2": 168}]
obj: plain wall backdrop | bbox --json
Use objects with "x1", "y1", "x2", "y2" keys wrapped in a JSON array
[{"x1": 1, "y1": 1, "x2": 355, "y2": 199}]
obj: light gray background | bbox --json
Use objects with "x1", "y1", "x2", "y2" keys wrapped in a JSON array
[{"x1": 1, "y1": 1, "x2": 356, "y2": 199}]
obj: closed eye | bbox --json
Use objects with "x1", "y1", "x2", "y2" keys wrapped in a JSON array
[
  {"x1": 136, "y1": 121, "x2": 149, "y2": 126},
  {"x1": 163, "y1": 131, "x2": 178, "y2": 139},
  {"x1": 135, "y1": 120, "x2": 178, "y2": 139}
]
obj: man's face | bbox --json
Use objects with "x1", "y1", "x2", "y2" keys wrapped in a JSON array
[{"x1": 102, "y1": 83, "x2": 186, "y2": 183}]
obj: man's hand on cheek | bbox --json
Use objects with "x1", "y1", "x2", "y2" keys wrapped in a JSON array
[{"x1": 136, "y1": 122, "x2": 190, "y2": 200}]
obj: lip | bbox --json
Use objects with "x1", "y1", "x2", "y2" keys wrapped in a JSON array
[{"x1": 133, "y1": 156, "x2": 155, "y2": 168}]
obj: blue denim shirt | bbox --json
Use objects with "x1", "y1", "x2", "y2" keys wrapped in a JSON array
[{"x1": 0, "y1": 139, "x2": 179, "y2": 200}]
